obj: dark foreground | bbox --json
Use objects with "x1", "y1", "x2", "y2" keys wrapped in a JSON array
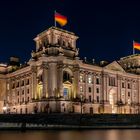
[
  {"x1": 0, "y1": 114, "x2": 140, "y2": 130},
  {"x1": 1, "y1": 130, "x2": 140, "y2": 140}
]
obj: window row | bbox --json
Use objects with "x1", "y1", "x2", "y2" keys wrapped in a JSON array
[
  {"x1": 122, "y1": 82, "x2": 137, "y2": 89},
  {"x1": 17, "y1": 89, "x2": 30, "y2": 96},
  {"x1": 12, "y1": 79, "x2": 30, "y2": 89},
  {"x1": 17, "y1": 96, "x2": 30, "y2": 104},
  {"x1": 80, "y1": 75, "x2": 100, "y2": 84},
  {"x1": 88, "y1": 95, "x2": 100, "y2": 103},
  {"x1": 80, "y1": 86, "x2": 100, "y2": 94}
]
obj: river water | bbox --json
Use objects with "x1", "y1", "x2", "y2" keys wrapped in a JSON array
[{"x1": 0, "y1": 130, "x2": 139, "y2": 140}]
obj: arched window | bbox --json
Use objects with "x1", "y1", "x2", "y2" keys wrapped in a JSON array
[{"x1": 63, "y1": 71, "x2": 72, "y2": 83}]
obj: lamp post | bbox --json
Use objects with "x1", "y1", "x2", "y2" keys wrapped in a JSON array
[{"x1": 3, "y1": 100, "x2": 7, "y2": 114}]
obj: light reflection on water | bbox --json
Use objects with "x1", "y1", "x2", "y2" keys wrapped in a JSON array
[{"x1": 0, "y1": 130, "x2": 139, "y2": 140}]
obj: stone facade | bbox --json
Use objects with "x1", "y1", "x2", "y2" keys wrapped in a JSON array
[{"x1": 0, "y1": 26, "x2": 140, "y2": 114}]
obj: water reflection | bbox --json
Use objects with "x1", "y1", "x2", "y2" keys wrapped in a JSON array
[{"x1": 0, "y1": 130, "x2": 139, "y2": 140}]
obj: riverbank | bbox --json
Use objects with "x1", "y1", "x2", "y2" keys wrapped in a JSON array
[{"x1": 0, "y1": 114, "x2": 140, "y2": 130}]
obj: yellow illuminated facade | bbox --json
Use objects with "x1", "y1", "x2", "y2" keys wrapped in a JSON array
[{"x1": 0, "y1": 26, "x2": 139, "y2": 114}]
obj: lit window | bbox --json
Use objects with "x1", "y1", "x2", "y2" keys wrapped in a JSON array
[
  {"x1": 80, "y1": 75, "x2": 83, "y2": 82},
  {"x1": 128, "y1": 98, "x2": 131, "y2": 105},
  {"x1": 121, "y1": 92, "x2": 125, "y2": 96},
  {"x1": 88, "y1": 75, "x2": 92, "y2": 84},
  {"x1": 7, "y1": 84, "x2": 9, "y2": 90},
  {"x1": 80, "y1": 86, "x2": 83, "y2": 92}
]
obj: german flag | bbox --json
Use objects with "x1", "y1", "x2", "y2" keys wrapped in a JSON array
[
  {"x1": 55, "y1": 12, "x2": 67, "y2": 26},
  {"x1": 133, "y1": 41, "x2": 140, "y2": 50}
]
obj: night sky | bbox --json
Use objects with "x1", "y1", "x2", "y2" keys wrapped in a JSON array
[{"x1": 0, "y1": 0, "x2": 140, "y2": 64}]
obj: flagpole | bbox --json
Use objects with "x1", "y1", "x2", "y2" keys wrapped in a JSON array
[
  {"x1": 54, "y1": 10, "x2": 56, "y2": 27},
  {"x1": 133, "y1": 40, "x2": 135, "y2": 55}
]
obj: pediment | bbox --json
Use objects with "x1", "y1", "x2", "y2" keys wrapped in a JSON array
[{"x1": 104, "y1": 61, "x2": 125, "y2": 72}]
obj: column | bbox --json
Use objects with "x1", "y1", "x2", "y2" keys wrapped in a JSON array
[
  {"x1": 73, "y1": 64, "x2": 79, "y2": 98},
  {"x1": 57, "y1": 62, "x2": 63, "y2": 97},
  {"x1": 31, "y1": 66, "x2": 37, "y2": 99},
  {"x1": 106, "y1": 75, "x2": 109, "y2": 102},
  {"x1": 138, "y1": 78, "x2": 140, "y2": 105},
  {"x1": 42, "y1": 62, "x2": 48, "y2": 98},
  {"x1": 93, "y1": 73, "x2": 96, "y2": 103},
  {"x1": 125, "y1": 79, "x2": 127, "y2": 104},
  {"x1": 48, "y1": 63, "x2": 57, "y2": 97},
  {"x1": 102, "y1": 72, "x2": 108, "y2": 103},
  {"x1": 117, "y1": 75, "x2": 121, "y2": 102}
]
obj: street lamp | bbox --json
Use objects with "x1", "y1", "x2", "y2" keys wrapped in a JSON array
[
  {"x1": 3, "y1": 106, "x2": 7, "y2": 114},
  {"x1": 3, "y1": 100, "x2": 7, "y2": 114}
]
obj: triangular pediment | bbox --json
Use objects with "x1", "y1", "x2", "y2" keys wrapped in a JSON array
[{"x1": 104, "y1": 61, "x2": 125, "y2": 72}]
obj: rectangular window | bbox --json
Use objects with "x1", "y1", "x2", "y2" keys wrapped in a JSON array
[
  {"x1": 80, "y1": 86, "x2": 83, "y2": 92},
  {"x1": 22, "y1": 98, "x2": 24, "y2": 103},
  {"x1": 89, "y1": 95, "x2": 92, "y2": 102},
  {"x1": 21, "y1": 80, "x2": 24, "y2": 86},
  {"x1": 16, "y1": 82, "x2": 19, "y2": 87},
  {"x1": 88, "y1": 87, "x2": 91, "y2": 93},
  {"x1": 122, "y1": 82, "x2": 125, "y2": 88},
  {"x1": 96, "y1": 78, "x2": 99, "y2": 84},
  {"x1": 96, "y1": 88, "x2": 99, "y2": 93},
  {"x1": 12, "y1": 83, "x2": 15, "y2": 89},
  {"x1": 97, "y1": 96, "x2": 99, "y2": 103},
  {"x1": 26, "y1": 79, "x2": 29, "y2": 85},
  {"x1": 27, "y1": 97, "x2": 30, "y2": 102},
  {"x1": 128, "y1": 92, "x2": 130, "y2": 97},
  {"x1": 128, "y1": 83, "x2": 131, "y2": 89},
  {"x1": 27, "y1": 89, "x2": 29, "y2": 94},
  {"x1": 18, "y1": 98, "x2": 19, "y2": 103},
  {"x1": 88, "y1": 75, "x2": 92, "y2": 84},
  {"x1": 109, "y1": 77, "x2": 115, "y2": 86},
  {"x1": 80, "y1": 75, "x2": 83, "y2": 82}
]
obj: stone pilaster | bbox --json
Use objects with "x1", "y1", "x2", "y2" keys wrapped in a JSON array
[
  {"x1": 117, "y1": 75, "x2": 121, "y2": 102},
  {"x1": 138, "y1": 78, "x2": 140, "y2": 105},
  {"x1": 31, "y1": 66, "x2": 37, "y2": 99},
  {"x1": 57, "y1": 62, "x2": 63, "y2": 97},
  {"x1": 125, "y1": 78, "x2": 127, "y2": 104},
  {"x1": 93, "y1": 73, "x2": 96, "y2": 103},
  {"x1": 48, "y1": 63, "x2": 57, "y2": 97},
  {"x1": 42, "y1": 62, "x2": 48, "y2": 98},
  {"x1": 106, "y1": 75, "x2": 109, "y2": 102},
  {"x1": 73, "y1": 64, "x2": 79, "y2": 98},
  {"x1": 102, "y1": 72, "x2": 108, "y2": 103}
]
